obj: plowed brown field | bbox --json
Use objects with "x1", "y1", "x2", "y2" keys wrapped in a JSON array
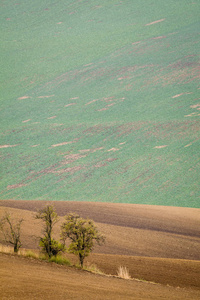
[{"x1": 0, "y1": 200, "x2": 200, "y2": 299}]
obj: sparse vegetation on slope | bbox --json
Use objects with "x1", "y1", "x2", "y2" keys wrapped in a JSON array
[
  {"x1": 1, "y1": 251, "x2": 200, "y2": 300},
  {"x1": 0, "y1": 201, "x2": 200, "y2": 300},
  {"x1": 117, "y1": 266, "x2": 131, "y2": 280}
]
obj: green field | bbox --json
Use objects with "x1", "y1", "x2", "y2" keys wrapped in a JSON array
[{"x1": 0, "y1": 0, "x2": 199, "y2": 207}]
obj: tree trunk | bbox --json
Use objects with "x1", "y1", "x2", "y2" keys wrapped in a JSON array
[
  {"x1": 14, "y1": 244, "x2": 18, "y2": 253},
  {"x1": 79, "y1": 254, "x2": 84, "y2": 268}
]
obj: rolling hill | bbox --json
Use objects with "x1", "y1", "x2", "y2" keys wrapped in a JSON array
[
  {"x1": 0, "y1": 0, "x2": 200, "y2": 206},
  {"x1": 0, "y1": 200, "x2": 200, "y2": 299}
]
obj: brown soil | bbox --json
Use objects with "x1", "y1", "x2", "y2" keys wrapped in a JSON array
[
  {"x1": 0, "y1": 200, "x2": 200, "y2": 299},
  {"x1": 1, "y1": 252, "x2": 200, "y2": 300}
]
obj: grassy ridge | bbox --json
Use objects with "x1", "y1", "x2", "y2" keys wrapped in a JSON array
[{"x1": 0, "y1": 0, "x2": 199, "y2": 206}]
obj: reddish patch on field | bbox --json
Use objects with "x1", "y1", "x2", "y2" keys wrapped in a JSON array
[
  {"x1": 62, "y1": 153, "x2": 86, "y2": 164},
  {"x1": 7, "y1": 184, "x2": 27, "y2": 190},
  {"x1": 57, "y1": 22, "x2": 62, "y2": 24},
  {"x1": 85, "y1": 99, "x2": 98, "y2": 105},
  {"x1": 91, "y1": 147, "x2": 104, "y2": 152},
  {"x1": 6, "y1": 18, "x2": 11, "y2": 21},
  {"x1": 172, "y1": 92, "x2": 192, "y2": 98},
  {"x1": 31, "y1": 145, "x2": 40, "y2": 147},
  {"x1": 79, "y1": 149, "x2": 91, "y2": 153},
  {"x1": 102, "y1": 97, "x2": 114, "y2": 102},
  {"x1": 108, "y1": 148, "x2": 120, "y2": 152},
  {"x1": 190, "y1": 104, "x2": 200, "y2": 109},
  {"x1": 94, "y1": 158, "x2": 118, "y2": 168},
  {"x1": 118, "y1": 77, "x2": 128, "y2": 81},
  {"x1": 47, "y1": 116, "x2": 56, "y2": 119},
  {"x1": 25, "y1": 151, "x2": 86, "y2": 180},
  {"x1": 152, "y1": 36, "x2": 166, "y2": 40},
  {"x1": 51, "y1": 141, "x2": 74, "y2": 147},
  {"x1": 132, "y1": 41, "x2": 141, "y2": 45},
  {"x1": 184, "y1": 143, "x2": 192, "y2": 148},
  {"x1": 18, "y1": 96, "x2": 30, "y2": 100},
  {"x1": 0, "y1": 144, "x2": 18, "y2": 149},
  {"x1": 65, "y1": 103, "x2": 76, "y2": 107},
  {"x1": 38, "y1": 95, "x2": 54, "y2": 99},
  {"x1": 145, "y1": 19, "x2": 165, "y2": 26},
  {"x1": 144, "y1": 63, "x2": 200, "y2": 88},
  {"x1": 22, "y1": 119, "x2": 31, "y2": 123},
  {"x1": 84, "y1": 63, "x2": 93, "y2": 67},
  {"x1": 79, "y1": 147, "x2": 103, "y2": 153},
  {"x1": 98, "y1": 98, "x2": 115, "y2": 111},
  {"x1": 98, "y1": 107, "x2": 107, "y2": 111},
  {"x1": 106, "y1": 158, "x2": 118, "y2": 162},
  {"x1": 172, "y1": 93, "x2": 185, "y2": 98},
  {"x1": 116, "y1": 122, "x2": 147, "y2": 138},
  {"x1": 98, "y1": 106, "x2": 110, "y2": 112},
  {"x1": 94, "y1": 162, "x2": 108, "y2": 168},
  {"x1": 53, "y1": 166, "x2": 83, "y2": 174},
  {"x1": 185, "y1": 112, "x2": 200, "y2": 117},
  {"x1": 184, "y1": 137, "x2": 200, "y2": 147},
  {"x1": 117, "y1": 65, "x2": 154, "y2": 82},
  {"x1": 154, "y1": 145, "x2": 168, "y2": 149}
]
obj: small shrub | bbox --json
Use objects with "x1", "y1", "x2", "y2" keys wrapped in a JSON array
[
  {"x1": 23, "y1": 250, "x2": 39, "y2": 259},
  {"x1": 0, "y1": 244, "x2": 40, "y2": 259},
  {"x1": 39, "y1": 237, "x2": 66, "y2": 257},
  {"x1": 0, "y1": 244, "x2": 13, "y2": 254},
  {"x1": 83, "y1": 263, "x2": 104, "y2": 275},
  {"x1": 117, "y1": 266, "x2": 131, "y2": 280},
  {"x1": 48, "y1": 255, "x2": 71, "y2": 266}
]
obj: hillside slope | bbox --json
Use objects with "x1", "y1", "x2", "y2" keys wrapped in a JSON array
[
  {"x1": 0, "y1": 1, "x2": 200, "y2": 206},
  {"x1": 1, "y1": 253, "x2": 200, "y2": 300},
  {"x1": 0, "y1": 201, "x2": 200, "y2": 299},
  {"x1": 1, "y1": 200, "x2": 200, "y2": 260}
]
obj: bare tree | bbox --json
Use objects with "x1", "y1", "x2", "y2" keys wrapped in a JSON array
[
  {"x1": 61, "y1": 213, "x2": 105, "y2": 267},
  {"x1": 0, "y1": 212, "x2": 24, "y2": 253}
]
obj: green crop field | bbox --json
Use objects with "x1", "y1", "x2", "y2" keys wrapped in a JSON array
[{"x1": 0, "y1": 0, "x2": 199, "y2": 207}]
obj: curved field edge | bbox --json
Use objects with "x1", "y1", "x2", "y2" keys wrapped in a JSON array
[
  {"x1": 1, "y1": 252, "x2": 200, "y2": 300},
  {"x1": 0, "y1": 200, "x2": 200, "y2": 293}
]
